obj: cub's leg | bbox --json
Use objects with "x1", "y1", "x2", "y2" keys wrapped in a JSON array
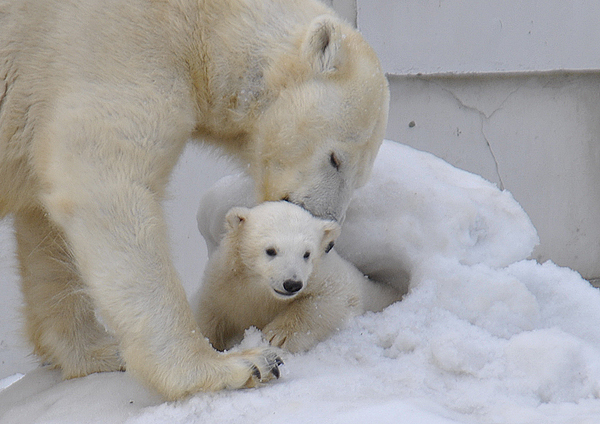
[
  {"x1": 263, "y1": 282, "x2": 360, "y2": 353},
  {"x1": 15, "y1": 207, "x2": 124, "y2": 377}
]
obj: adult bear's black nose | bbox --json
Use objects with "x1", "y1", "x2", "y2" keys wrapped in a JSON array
[{"x1": 283, "y1": 279, "x2": 303, "y2": 294}]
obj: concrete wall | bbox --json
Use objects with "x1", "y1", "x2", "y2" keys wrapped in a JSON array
[
  {"x1": 357, "y1": 1, "x2": 600, "y2": 75},
  {"x1": 327, "y1": 0, "x2": 600, "y2": 279}
]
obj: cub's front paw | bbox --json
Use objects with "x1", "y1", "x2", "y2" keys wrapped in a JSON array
[{"x1": 263, "y1": 324, "x2": 318, "y2": 353}]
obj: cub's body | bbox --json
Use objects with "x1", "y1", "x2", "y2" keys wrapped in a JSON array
[{"x1": 198, "y1": 202, "x2": 400, "y2": 352}]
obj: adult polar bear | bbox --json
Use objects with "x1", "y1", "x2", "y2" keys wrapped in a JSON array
[{"x1": 0, "y1": 0, "x2": 389, "y2": 400}]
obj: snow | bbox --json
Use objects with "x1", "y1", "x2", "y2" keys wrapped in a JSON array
[{"x1": 3, "y1": 140, "x2": 600, "y2": 423}]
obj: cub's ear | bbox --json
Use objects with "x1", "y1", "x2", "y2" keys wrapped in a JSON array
[
  {"x1": 321, "y1": 220, "x2": 341, "y2": 253},
  {"x1": 225, "y1": 207, "x2": 249, "y2": 232},
  {"x1": 302, "y1": 15, "x2": 346, "y2": 74}
]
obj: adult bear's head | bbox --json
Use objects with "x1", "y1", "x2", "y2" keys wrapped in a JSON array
[{"x1": 249, "y1": 15, "x2": 389, "y2": 222}]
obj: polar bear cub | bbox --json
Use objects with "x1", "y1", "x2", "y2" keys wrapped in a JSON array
[{"x1": 197, "y1": 201, "x2": 402, "y2": 353}]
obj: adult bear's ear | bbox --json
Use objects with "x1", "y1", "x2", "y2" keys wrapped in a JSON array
[
  {"x1": 302, "y1": 15, "x2": 346, "y2": 74},
  {"x1": 321, "y1": 220, "x2": 341, "y2": 253},
  {"x1": 225, "y1": 207, "x2": 249, "y2": 232}
]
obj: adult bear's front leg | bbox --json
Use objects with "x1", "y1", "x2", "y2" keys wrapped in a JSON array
[
  {"x1": 43, "y1": 174, "x2": 281, "y2": 398},
  {"x1": 38, "y1": 129, "x2": 282, "y2": 399}
]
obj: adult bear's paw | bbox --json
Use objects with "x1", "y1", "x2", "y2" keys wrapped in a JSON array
[{"x1": 220, "y1": 347, "x2": 284, "y2": 389}]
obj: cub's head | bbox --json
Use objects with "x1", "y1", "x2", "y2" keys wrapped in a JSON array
[
  {"x1": 224, "y1": 202, "x2": 340, "y2": 300},
  {"x1": 250, "y1": 15, "x2": 389, "y2": 222}
]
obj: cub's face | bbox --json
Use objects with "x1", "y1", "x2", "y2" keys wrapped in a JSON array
[
  {"x1": 225, "y1": 202, "x2": 340, "y2": 300},
  {"x1": 250, "y1": 15, "x2": 389, "y2": 223}
]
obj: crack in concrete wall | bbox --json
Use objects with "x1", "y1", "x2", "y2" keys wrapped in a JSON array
[
  {"x1": 480, "y1": 125, "x2": 504, "y2": 190},
  {"x1": 430, "y1": 81, "x2": 523, "y2": 191}
]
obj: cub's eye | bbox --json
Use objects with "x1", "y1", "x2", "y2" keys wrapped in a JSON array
[
  {"x1": 303, "y1": 251, "x2": 311, "y2": 260},
  {"x1": 329, "y1": 152, "x2": 340, "y2": 170},
  {"x1": 266, "y1": 248, "x2": 277, "y2": 257}
]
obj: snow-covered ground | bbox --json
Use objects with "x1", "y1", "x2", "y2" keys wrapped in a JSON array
[{"x1": 2, "y1": 140, "x2": 600, "y2": 423}]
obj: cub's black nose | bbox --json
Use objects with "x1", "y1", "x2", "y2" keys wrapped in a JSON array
[{"x1": 283, "y1": 279, "x2": 303, "y2": 293}]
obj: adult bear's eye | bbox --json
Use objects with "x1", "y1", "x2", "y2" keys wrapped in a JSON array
[
  {"x1": 303, "y1": 251, "x2": 311, "y2": 260},
  {"x1": 266, "y1": 248, "x2": 277, "y2": 257},
  {"x1": 329, "y1": 152, "x2": 340, "y2": 170}
]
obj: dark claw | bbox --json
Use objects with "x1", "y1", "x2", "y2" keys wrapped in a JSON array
[
  {"x1": 270, "y1": 364, "x2": 280, "y2": 379},
  {"x1": 251, "y1": 364, "x2": 262, "y2": 380},
  {"x1": 325, "y1": 240, "x2": 335, "y2": 253},
  {"x1": 275, "y1": 356, "x2": 284, "y2": 367}
]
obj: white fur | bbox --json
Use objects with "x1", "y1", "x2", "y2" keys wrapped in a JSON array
[
  {"x1": 197, "y1": 202, "x2": 401, "y2": 353},
  {"x1": 0, "y1": 0, "x2": 388, "y2": 399}
]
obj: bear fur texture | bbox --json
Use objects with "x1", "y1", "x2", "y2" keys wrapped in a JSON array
[
  {"x1": 197, "y1": 202, "x2": 402, "y2": 353},
  {"x1": 0, "y1": 0, "x2": 388, "y2": 399}
]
